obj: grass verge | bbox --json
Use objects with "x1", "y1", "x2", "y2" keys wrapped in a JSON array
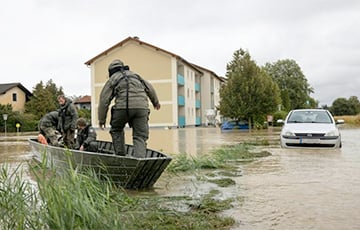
[{"x1": 0, "y1": 142, "x2": 270, "y2": 229}]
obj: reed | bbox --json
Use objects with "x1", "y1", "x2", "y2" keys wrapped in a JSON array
[
  {"x1": 0, "y1": 164, "x2": 39, "y2": 229},
  {"x1": 335, "y1": 115, "x2": 360, "y2": 126},
  {"x1": 166, "y1": 143, "x2": 271, "y2": 173},
  {"x1": 0, "y1": 149, "x2": 236, "y2": 229}
]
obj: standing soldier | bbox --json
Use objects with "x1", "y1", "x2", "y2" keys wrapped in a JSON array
[
  {"x1": 38, "y1": 111, "x2": 60, "y2": 146},
  {"x1": 98, "y1": 59, "x2": 161, "y2": 158},
  {"x1": 57, "y1": 95, "x2": 78, "y2": 148}
]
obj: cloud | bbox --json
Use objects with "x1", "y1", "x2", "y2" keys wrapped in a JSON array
[{"x1": 0, "y1": 0, "x2": 359, "y2": 105}]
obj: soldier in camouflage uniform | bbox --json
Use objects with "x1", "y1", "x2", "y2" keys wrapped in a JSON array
[
  {"x1": 98, "y1": 59, "x2": 161, "y2": 157},
  {"x1": 38, "y1": 111, "x2": 60, "y2": 146},
  {"x1": 57, "y1": 95, "x2": 78, "y2": 149},
  {"x1": 75, "y1": 118, "x2": 97, "y2": 152}
]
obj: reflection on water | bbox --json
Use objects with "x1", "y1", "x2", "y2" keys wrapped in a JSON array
[
  {"x1": 1, "y1": 128, "x2": 360, "y2": 229},
  {"x1": 0, "y1": 141, "x2": 33, "y2": 163},
  {"x1": 97, "y1": 127, "x2": 280, "y2": 155}
]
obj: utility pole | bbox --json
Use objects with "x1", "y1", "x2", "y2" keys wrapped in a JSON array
[{"x1": 2, "y1": 114, "x2": 8, "y2": 137}]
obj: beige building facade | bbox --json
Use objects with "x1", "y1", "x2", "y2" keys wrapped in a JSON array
[
  {"x1": 0, "y1": 83, "x2": 32, "y2": 112},
  {"x1": 194, "y1": 65, "x2": 223, "y2": 125},
  {"x1": 85, "y1": 37, "x2": 223, "y2": 128}
]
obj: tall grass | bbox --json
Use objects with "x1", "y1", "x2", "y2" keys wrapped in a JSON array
[
  {"x1": 0, "y1": 150, "x2": 237, "y2": 229},
  {"x1": 0, "y1": 164, "x2": 39, "y2": 229},
  {"x1": 166, "y1": 143, "x2": 271, "y2": 173},
  {"x1": 0, "y1": 162, "x2": 128, "y2": 229},
  {"x1": 335, "y1": 115, "x2": 360, "y2": 126}
]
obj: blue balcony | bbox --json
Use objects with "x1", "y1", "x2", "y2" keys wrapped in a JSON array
[
  {"x1": 195, "y1": 83, "x2": 200, "y2": 92},
  {"x1": 178, "y1": 116, "x2": 186, "y2": 128},
  {"x1": 178, "y1": 96, "x2": 185, "y2": 106},
  {"x1": 177, "y1": 74, "x2": 185, "y2": 86},
  {"x1": 195, "y1": 99, "x2": 201, "y2": 108},
  {"x1": 196, "y1": 117, "x2": 201, "y2": 126}
]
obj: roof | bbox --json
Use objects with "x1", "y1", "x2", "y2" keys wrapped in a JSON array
[
  {"x1": 84, "y1": 36, "x2": 204, "y2": 75},
  {"x1": 0, "y1": 83, "x2": 32, "y2": 99},
  {"x1": 74, "y1": 95, "x2": 91, "y2": 104},
  {"x1": 191, "y1": 63, "x2": 225, "y2": 82}
]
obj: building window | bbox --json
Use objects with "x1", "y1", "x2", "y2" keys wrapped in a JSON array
[{"x1": 12, "y1": 93, "x2": 17, "y2": 102}]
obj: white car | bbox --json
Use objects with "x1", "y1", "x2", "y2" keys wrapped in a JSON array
[{"x1": 278, "y1": 109, "x2": 344, "y2": 148}]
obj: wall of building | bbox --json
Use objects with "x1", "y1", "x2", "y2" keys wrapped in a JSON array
[
  {"x1": 200, "y1": 70, "x2": 222, "y2": 125},
  {"x1": 90, "y1": 40, "x2": 176, "y2": 127},
  {"x1": 0, "y1": 87, "x2": 26, "y2": 112}
]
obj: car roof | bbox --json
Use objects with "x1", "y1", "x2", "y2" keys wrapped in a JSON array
[{"x1": 291, "y1": 109, "x2": 328, "y2": 112}]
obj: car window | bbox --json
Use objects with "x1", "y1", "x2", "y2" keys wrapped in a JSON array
[
  {"x1": 288, "y1": 111, "x2": 332, "y2": 124},
  {"x1": 288, "y1": 113, "x2": 304, "y2": 123},
  {"x1": 229, "y1": 121, "x2": 237, "y2": 126},
  {"x1": 314, "y1": 112, "x2": 332, "y2": 123}
]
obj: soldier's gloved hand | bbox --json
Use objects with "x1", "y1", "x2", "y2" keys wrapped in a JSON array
[
  {"x1": 99, "y1": 122, "x2": 105, "y2": 130},
  {"x1": 154, "y1": 103, "x2": 161, "y2": 110}
]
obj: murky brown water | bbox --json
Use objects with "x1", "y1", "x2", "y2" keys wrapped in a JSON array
[
  {"x1": 1, "y1": 127, "x2": 359, "y2": 229},
  {"x1": 227, "y1": 128, "x2": 360, "y2": 230},
  {"x1": 97, "y1": 127, "x2": 280, "y2": 155}
]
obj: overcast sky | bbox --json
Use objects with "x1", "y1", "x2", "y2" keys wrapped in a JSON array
[{"x1": 1, "y1": 0, "x2": 359, "y2": 106}]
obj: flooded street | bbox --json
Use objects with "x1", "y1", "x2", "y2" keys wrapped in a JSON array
[
  {"x1": 226, "y1": 128, "x2": 360, "y2": 230},
  {"x1": 1, "y1": 127, "x2": 360, "y2": 229}
]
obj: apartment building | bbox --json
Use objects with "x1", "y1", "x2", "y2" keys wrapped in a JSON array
[{"x1": 85, "y1": 36, "x2": 223, "y2": 128}]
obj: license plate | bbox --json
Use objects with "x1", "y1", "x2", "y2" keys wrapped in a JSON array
[{"x1": 300, "y1": 138, "x2": 320, "y2": 144}]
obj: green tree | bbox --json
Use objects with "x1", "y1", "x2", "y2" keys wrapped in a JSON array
[
  {"x1": 348, "y1": 96, "x2": 360, "y2": 115},
  {"x1": 0, "y1": 103, "x2": 12, "y2": 114},
  {"x1": 25, "y1": 80, "x2": 64, "y2": 119},
  {"x1": 330, "y1": 96, "x2": 360, "y2": 115},
  {"x1": 219, "y1": 49, "x2": 281, "y2": 127},
  {"x1": 0, "y1": 104, "x2": 13, "y2": 132},
  {"x1": 263, "y1": 59, "x2": 315, "y2": 110},
  {"x1": 78, "y1": 108, "x2": 91, "y2": 122},
  {"x1": 330, "y1": 98, "x2": 351, "y2": 115}
]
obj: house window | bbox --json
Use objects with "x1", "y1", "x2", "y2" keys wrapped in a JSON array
[{"x1": 12, "y1": 93, "x2": 17, "y2": 102}]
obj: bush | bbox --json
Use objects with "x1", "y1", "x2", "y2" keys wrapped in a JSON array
[
  {"x1": 273, "y1": 110, "x2": 288, "y2": 126},
  {"x1": 0, "y1": 112, "x2": 39, "y2": 132},
  {"x1": 14, "y1": 113, "x2": 39, "y2": 132}
]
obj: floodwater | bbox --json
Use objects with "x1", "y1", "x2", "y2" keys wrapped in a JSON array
[
  {"x1": 1, "y1": 127, "x2": 360, "y2": 229},
  {"x1": 224, "y1": 128, "x2": 360, "y2": 230},
  {"x1": 97, "y1": 126, "x2": 281, "y2": 156}
]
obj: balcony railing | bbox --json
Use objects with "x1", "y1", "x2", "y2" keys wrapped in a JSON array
[
  {"x1": 177, "y1": 74, "x2": 185, "y2": 85},
  {"x1": 196, "y1": 116, "x2": 201, "y2": 126},
  {"x1": 195, "y1": 99, "x2": 201, "y2": 108},
  {"x1": 195, "y1": 83, "x2": 200, "y2": 92},
  {"x1": 178, "y1": 116, "x2": 186, "y2": 128},
  {"x1": 178, "y1": 95, "x2": 185, "y2": 106}
]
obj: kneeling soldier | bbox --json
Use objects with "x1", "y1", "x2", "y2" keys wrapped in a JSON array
[
  {"x1": 38, "y1": 111, "x2": 60, "y2": 146},
  {"x1": 75, "y1": 118, "x2": 97, "y2": 152}
]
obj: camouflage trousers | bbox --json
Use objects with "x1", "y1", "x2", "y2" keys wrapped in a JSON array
[
  {"x1": 63, "y1": 128, "x2": 75, "y2": 149},
  {"x1": 110, "y1": 108, "x2": 149, "y2": 158},
  {"x1": 40, "y1": 127, "x2": 59, "y2": 146}
]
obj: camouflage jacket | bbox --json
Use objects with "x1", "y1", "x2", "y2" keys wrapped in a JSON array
[
  {"x1": 39, "y1": 111, "x2": 59, "y2": 131},
  {"x1": 98, "y1": 70, "x2": 159, "y2": 124},
  {"x1": 58, "y1": 98, "x2": 78, "y2": 132},
  {"x1": 76, "y1": 125, "x2": 97, "y2": 149}
]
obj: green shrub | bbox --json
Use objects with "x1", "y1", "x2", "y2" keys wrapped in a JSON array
[{"x1": 273, "y1": 110, "x2": 288, "y2": 126}]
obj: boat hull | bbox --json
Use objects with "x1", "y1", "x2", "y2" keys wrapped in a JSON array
[{"x1": 28, "y1": 139, "x2": 172, "y2": 189}]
